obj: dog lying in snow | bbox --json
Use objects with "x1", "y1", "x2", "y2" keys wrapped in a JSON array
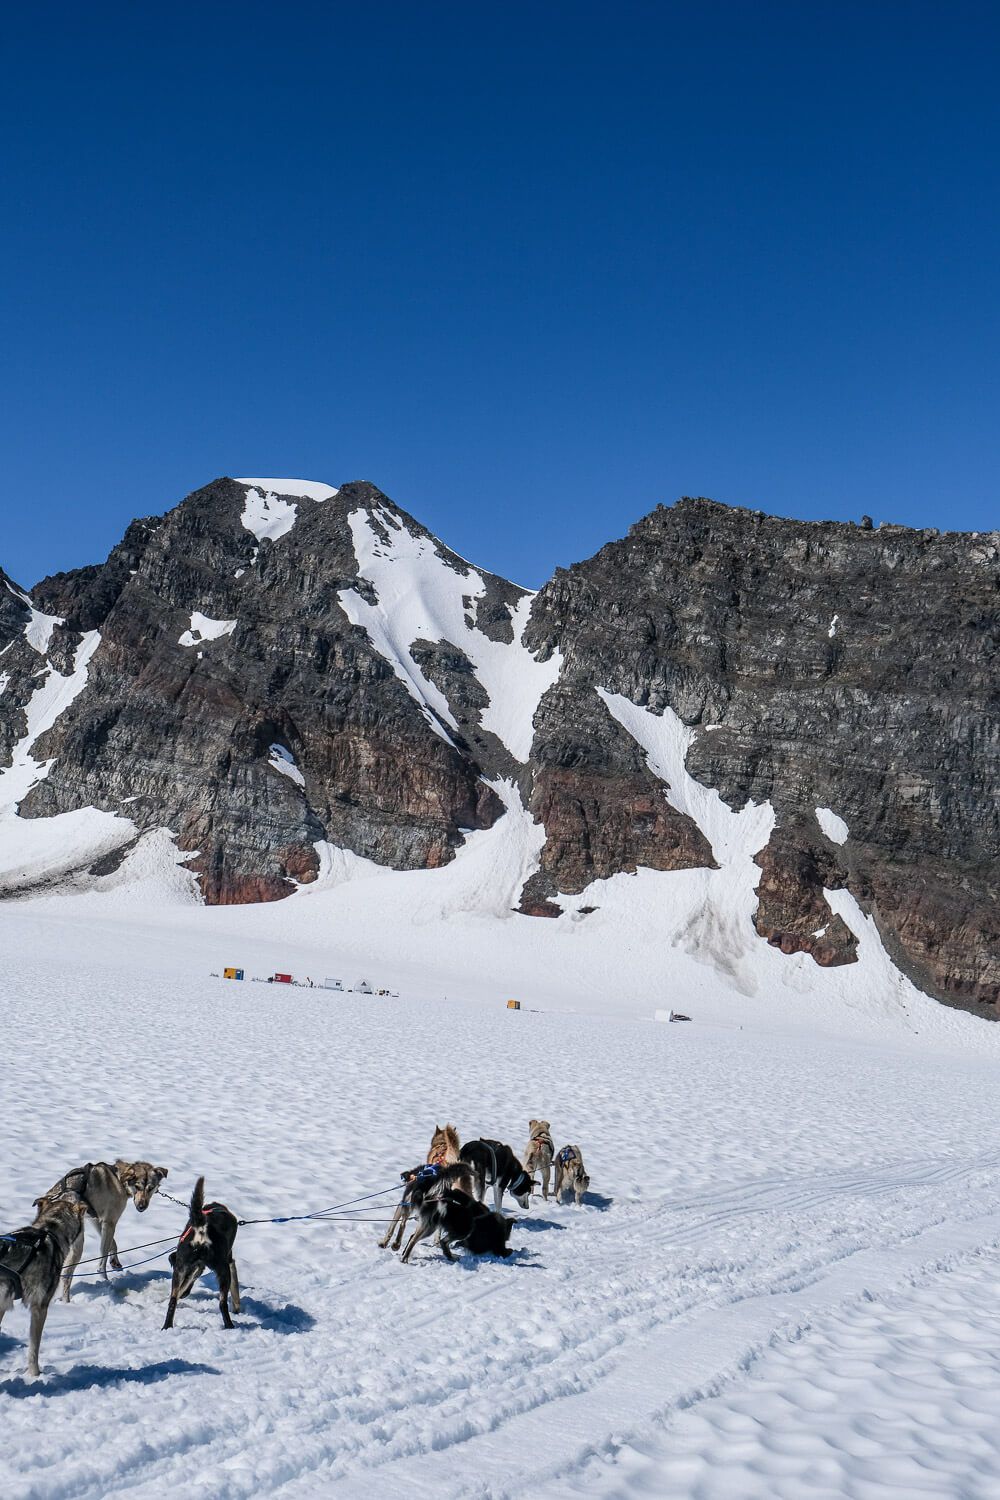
[
  {"x1": 38, "y1": 1159, "x2": 169, "y2": 1299},
  {"x1": 162, "y1": 1177, "x2": 240, "y2": 1330},
  {"x1": 378, "y1": 1124, "x2": 462, "y2": 1252},
  {"x1": 523, "y1": 1120, "x2": 555, "y2": 1200},
  {"x1": 0, "y1": 1191, "x2": 89, "y2": 1377},
  {"x1": 554, "y1": 1145, "x2": 590, "y2": 1205},
  {"x1": 400, "y1": 1188, "x2": 515, "y2": 1263},
  {"x1": 460, "y1": 1139, "x2": 536, "y2": 1210}
]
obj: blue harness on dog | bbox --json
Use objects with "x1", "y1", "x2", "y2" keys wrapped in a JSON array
[{"x1": 558, "y1": 1147, "x2": 576, "y2": 1165}]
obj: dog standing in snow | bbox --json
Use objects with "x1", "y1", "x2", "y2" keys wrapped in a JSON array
[
  {"x1": 38, "y1": 1158, "x2": 169, "y2": 1299},
  {"x1": 460, "y1": 1138, "x2": 536, "y2": 1211},
  {"x1": 554, "y1": 1145, "x2": 590, "y2": 1205},
  {"x1": 523, "y1": 1120, "x2": 555, "y2": 1200},
  {"x1": 0, "y1": 1191, "x2": 89, "y2": 1377},
  {"x1": 162, "y1": 1177, "x2": 240, "y2": 1330}
]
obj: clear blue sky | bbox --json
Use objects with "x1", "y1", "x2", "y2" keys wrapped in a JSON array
[{"x1": 3, "y1": 2, "x2": 998, "y2": 588}]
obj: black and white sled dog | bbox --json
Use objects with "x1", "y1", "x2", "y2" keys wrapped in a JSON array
[
  {"x1": 0, "y1": 1191, "x2": 89, "y2": 1377},
  {"x1": 162, "y1": 1177, "x2": 240, "y2": 1330},
  {"x1": 400, "y1": 1188, "x2": 515, "y2": 1263},
  {"x1": 39, "y1": 1158, "x2": 169, "y2": 1299},
  {"x1": 459, "y1": 1138, "x2": 536, "y2": 1211},
  {"x1": 380, "y1": 1159, "x2": 476, "y2": 1253},
  {"x1": 554, "y1": 1144, "x2": 591, "y2": 1205}
]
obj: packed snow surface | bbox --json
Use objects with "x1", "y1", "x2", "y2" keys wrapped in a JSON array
[
  {"x1": 339, "y1": 505, "x2": 561, "y2": 760},
  {"x1": 816, "y1": 805, "x2": 850, "y2": 845},
  {"x1": 4, "y1": 892, "x2": 1000, "y2": 1498},
  {"x1": 177, "y1": 612, "x2": 237, "y2": 647}
]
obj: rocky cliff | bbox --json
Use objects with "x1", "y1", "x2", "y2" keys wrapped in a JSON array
[{"x1": 1, "y1": 480, "x2": 996, "y2": 1013}]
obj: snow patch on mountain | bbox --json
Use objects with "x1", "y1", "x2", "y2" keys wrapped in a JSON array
[
  {"x1": 268, "y1": 743, "x2": 305, "y2": 788},
  {"x1": 598, "y1": 688, "x2": 775, "y2": 866},
  {"x1": 5, "y1": 580, "x2": 63, "y2": 654},
  {"x1": 0, "y1": 631, "x2": 102, "y2": 816},
  {"x1": 339, "y1": 506, "x2": 561, "y2": 760},
  {"x1": 0, "y1": 629, "x2": 142, "y2": 892},
  {"x1": 239, "y1": 486, "x2": 299, "y2": 543},
  {"x1": 236, "y1": 477, "x2": 339, "y2": 503},
  {"x1": 816, "y1": 806, "x2": 850, "y2": 844},
  {"x1": 178, "y1": 612, "x2": 237, "y2": 647}
]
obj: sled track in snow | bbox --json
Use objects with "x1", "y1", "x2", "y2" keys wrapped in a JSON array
[{"x1": 25, "y1": 1149, "x2": 1000, "y2": 1500}]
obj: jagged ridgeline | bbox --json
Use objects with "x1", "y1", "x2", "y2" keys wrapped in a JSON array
[{"x1": 1, "y1": 479, "x2": 997, "y2": 1012}]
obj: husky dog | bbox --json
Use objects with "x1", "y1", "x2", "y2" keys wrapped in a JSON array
[
  {"x1": 380, "y1": 1160, "x2": 475, "y2": 1252},
  {"x1": 39, "y1": 1159, "x2": 169, "y2": 1299},
  {"x1": 162, "y1": 1177, "x2": 239, "y2": 1331},
  {"x1": 460, "y1": 1139, "x2": 536, "y2": 1211},
  {"x1": 0, "y1": 1192, "x2": 89, "y2": 1377},
  {"x1": 400, "y1": 1188, "x2": 515, "y2": 1263},
  {"x1": 523, "y1": 1120, "x2": 555, "y2": 1200},
  {"x1": 554, "y1": 1144, "x2": 591, "y2": 1205},
  {"x1": 378, "y1": 1124, "x2": 462, "y2": 1252}
]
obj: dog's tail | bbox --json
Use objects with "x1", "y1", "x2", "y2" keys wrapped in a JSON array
[{"x1": 189, "y1": 1176, "x2": 206, "y2": 1220}]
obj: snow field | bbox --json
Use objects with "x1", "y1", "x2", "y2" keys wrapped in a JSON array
[{"x1": 4, "y1": 913, "x2": 1000, "y2": 1496}]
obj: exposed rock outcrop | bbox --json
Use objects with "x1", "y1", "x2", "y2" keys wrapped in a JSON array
[{"x1": 1, "y1": 482, "x2": 997, "y2": 1014}]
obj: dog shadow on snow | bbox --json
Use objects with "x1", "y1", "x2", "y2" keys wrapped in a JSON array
[{"x1": 0, "y1": 1356, "x2": 219, "y2": 1399}]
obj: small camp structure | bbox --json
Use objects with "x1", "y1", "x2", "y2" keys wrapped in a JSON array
[{"x1": 223, "y1": 967, "x2": 244, "y2": 981}]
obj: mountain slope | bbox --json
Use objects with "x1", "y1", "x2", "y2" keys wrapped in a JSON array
[{"x1": 0, "y1": 479, "x2": 997, "y2": 1014}]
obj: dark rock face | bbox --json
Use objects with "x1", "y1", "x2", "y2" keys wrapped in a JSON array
[
  {"x1": 18, "y1": 480, "x2": 504, "y2": 902},
  {"x1": 524, "y1": 499, "x2": 1000, "y2": 1009},
  {"x1": 2, "y1": 484, "x2": 997, "y2": 1014}
]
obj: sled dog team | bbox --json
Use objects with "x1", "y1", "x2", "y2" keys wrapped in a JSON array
[
  {"x1": 0, "y1": 1124, "x2": 589, "y2": 1378},
  {"x1": 379, "y1": 1122, "x2": 590, "y2": 1264}
]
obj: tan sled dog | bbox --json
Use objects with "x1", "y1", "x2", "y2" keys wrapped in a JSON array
[
  {"x1": 523, "y1": 1120, "x2": 555, "y2": 1200},
  {"x1": 39, "y1": 1159, "x2": 169, "y2": 1298},
  {"x1": 554, "y1": 1144, "x2": 591, "y2": 1205},
  {"x1": 379, "y1": 1124, "x2": 461, "y2": 1251}
]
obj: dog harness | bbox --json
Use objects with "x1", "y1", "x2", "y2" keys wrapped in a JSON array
[
  {"x1": 0, "y1": 1226, "x2": 47, "y2": 1301},
  {"x1": 558, "y1": 1147, "x2": 577, "y2": 1165}
]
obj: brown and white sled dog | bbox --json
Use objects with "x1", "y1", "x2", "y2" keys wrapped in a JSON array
[
  {"x1": 523, "y1": 1120, "x2": 554, "y2": 1200},
  {"x1": 554, "y1": 1145, "x2": 591, "y2": 1205},
  {"x1": 39, "y1": 1159, "x2": 169, "y2": 1299},
  {"x1": 378, "y1": 1124, "x2": 462, "y2": 1252},
  {"x1": 0, "y1": 1192, "x2": 89, "y2": 1377}
]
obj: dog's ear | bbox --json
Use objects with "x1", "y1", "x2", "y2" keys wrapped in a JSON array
[
  {"x1": 155, "y1": 1167, "x2": 169, "y2": 1181},
  {"x1": 32, "y1": 1195, "x2": 42, "y2": 1208},
  {"x1": 115, "y1": 1159, "x2": 133, "y2": 1180}
]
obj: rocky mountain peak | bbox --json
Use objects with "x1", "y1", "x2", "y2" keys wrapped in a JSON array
[{"x1": 0, "y1": 480, "x2": 996, "y2": 1018}]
